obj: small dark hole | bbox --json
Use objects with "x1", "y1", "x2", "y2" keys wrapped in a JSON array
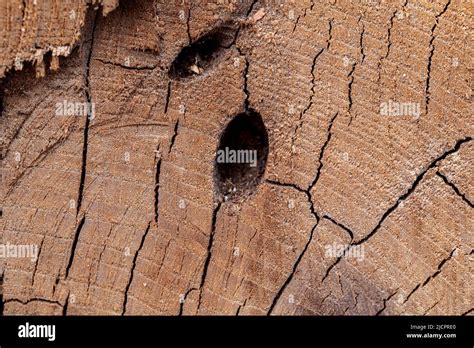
[
  {"x1": 215, "y1": 110, "x2": 269, "y2": 201},
  {"x1": 168, "y1": 24, "x2": 238, "y2": 79}
]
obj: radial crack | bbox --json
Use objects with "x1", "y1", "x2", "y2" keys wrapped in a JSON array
[
  {"x1": 76, "y1": 9, "x2": 99, "y2": 216},
  {"x1": 308, "y1": 112, "x2": 339, "y2": 190},
  {"x1": 168, "y1": 120, "x2": 179, "y2": 154},
  {"x1": 164, "y1": 81, "x2": 171, "y2": 114},
  {"x1": 154, "y1": 150, "x2": 162, "y2": 224},
  {"x1": 436, "y1": 171, "x2": 473, "y2": 207},
  {"x1": 65, "y1": 216, "x2": 86, "y2": 279},
  {"x1": 196, "y1": 202, "x2": 222, "y2": 311},
  {"x1": 291, "y1": 48, "x2": 325, "y2": 149},
  {"x1": 267, "y1": 222, "x2": 319, "y2": 315},
  {"x1": 122, "y1": 222, "x2": 151, "y2": 315},
  {"x1": 425, "y1": 0, "x2": 452, "y2": 116}
]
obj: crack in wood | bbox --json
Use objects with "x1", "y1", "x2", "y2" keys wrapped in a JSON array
[
  {"x1": 195, "y1": 201, "x2": 222, "y2": 312},
  {"x1": 322, "y1": 137, "x2": 472, "y2": 282},
  {"x1": 178, "y1": 287, "x2": 197, "y2": 316},
  {"x1": 376, "y1": 289, "x2": 398, "y2": 315},
  {"x1": 323, "y1": 215, "x2": 354, "y2": 240},
  {"x1": 3, "y1": 297, "x2": 63, "y2": 308},
  {"x1": 404, "y1": 248, "x2": 456, "y2": 304},
  {"x1": 65, "y1": 216, "x2": 86, "y2": 279},
  {"x1": 264, "y1": 111, "x2": 342, "y2": 310},
  {"x1": 164, "y1": 81, "x2": 171, "y2": 114},
  {"x1": 425, "y1": 0, "x2": 452, "y2": 116},
  {"x1": 291, "y1": 0, "x2": 315, "y2": 33},
  {"x1": 423, "y1": 300, "x2": 439, "y2": 315},
  {"x1": 122, "y1": 222, "x2": 152, "y2": 315},
  {"x1": 291, "y1": 48, "x2": 325, "y2": 150},
  {"x1": 436, "y1": 171, "x2": 473, "y2": 207},
  {"x1": 267, "y1": 221, "x2": 319, "y2": 315},
  {"x1": 309, "y1": 112, "x2": 339, "y2": 190},
  {"x1": 31, "y1": 238, "x2": 44, "y2": 287},
  {"x1": 235, "y1": 298, "x2": 248, "y2": 315},
  {"x1": 76, "y1": 9, "x2": 99, "y2": 216},
  {"x1": 154, "y1": 150, "x2": 162, "y2": 224}
]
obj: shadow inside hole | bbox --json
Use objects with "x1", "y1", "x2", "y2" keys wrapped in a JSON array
[
  {"x1": 215, "y1": 110, "x2": 269, "y2": 201},
  {"x1": 168, "y1": 23, "x2": 238, "y2": 79}
]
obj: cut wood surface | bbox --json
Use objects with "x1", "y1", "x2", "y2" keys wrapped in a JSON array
[{"x1": 0, "y1": 0, "x2": 472, "y2": 315}]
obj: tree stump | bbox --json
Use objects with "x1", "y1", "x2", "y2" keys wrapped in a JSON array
[{"x1": 1, "y1": 0, "x2": 472, "y2": 316}]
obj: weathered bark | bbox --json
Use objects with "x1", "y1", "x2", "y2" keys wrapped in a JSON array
[
  {"x1": 0, "y1": 0, "x2": 472, "y2": 316},
  {"x1": 0, "y1": 0, "x2": 119, "y2": 78}
]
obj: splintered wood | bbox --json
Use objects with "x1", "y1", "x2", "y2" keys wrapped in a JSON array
[{"x1": 0, "y1": 0, "x2": 472, "y2": 316}]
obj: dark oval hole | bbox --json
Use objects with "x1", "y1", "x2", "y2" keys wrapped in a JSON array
[
  {"x1": 215, "y1": 110, "x2": 269, "y2": 201},
  {"x1": 168, "y1": 24, "x2": 238, "y2": 80}
]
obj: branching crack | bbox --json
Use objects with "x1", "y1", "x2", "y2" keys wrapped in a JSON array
[{"x1": 323, "y1": 137, "x2": 471, "y2": 281}]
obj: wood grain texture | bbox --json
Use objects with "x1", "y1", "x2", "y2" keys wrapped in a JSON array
[{"x1": 0, "y1": 0, "x2": 472, "y2": 316}]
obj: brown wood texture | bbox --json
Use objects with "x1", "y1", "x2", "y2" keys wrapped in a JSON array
[{"x1": 0, "y1": 0, "x2": 473, "y2": 316}]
